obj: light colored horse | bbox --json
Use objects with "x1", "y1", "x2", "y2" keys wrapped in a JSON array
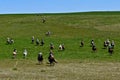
[
  {"x1": 59, "y1": 44, "x2": 62, "y2": 50},
  {"x1": 23, "y1": 49, "x2": 27, "y2": 58},
  {"x1": 13, "y1": 49, "x2": 17, "y2": 59}
]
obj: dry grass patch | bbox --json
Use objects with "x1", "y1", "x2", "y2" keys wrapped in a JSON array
[
  {"x1": 0, "y1": 60, "x2": 120, "y2": 80},
  {"x1": 94, "y1": 24, "x2": 120, "y2": 31}
]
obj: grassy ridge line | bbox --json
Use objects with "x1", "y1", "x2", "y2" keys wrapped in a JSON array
[{"x1": 1, "y1": 11, "x2": 120, "y2": 15}]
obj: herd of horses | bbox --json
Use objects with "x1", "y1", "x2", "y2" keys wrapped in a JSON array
[
  {"x1": 80, "y1": 39, "x2": 115, "y2": 55},
  {"x1": 32, "y1": 36, "x2": 64, "y2": 66},
  {"x1": 9, "y1": 36, "x2": 115, "y2": 66},
  {"x1": 9, "y1": 34, "x2": 64, "y2": 66},
  {"x1": 7, "y1": 32, "x2": 114, "y2": 66}
]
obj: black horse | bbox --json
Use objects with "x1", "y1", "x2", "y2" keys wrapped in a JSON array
[
  {"x1": 103, "y1": 41, "x2": 108, "y2": 49},
  {"x1": 36, "y1": 39, "x2": 40, "y2": 46},
  {"x1": 31, "y1": 36, "x2": 35, "y2": 44},
  {"x1": 37, "y1": 53, "x2": 43, "y2": 64},
  {"x1": 40, "y1": 39, "x2": 45, "y2": 46},
  {"x1": 92, "y1": 45, "x2": 97, "y2": 52},
  {"x1": 80, "y1": 40, "x2": 84, "y2": 47},
  {"x1": 50, "y1": 43, "x2": 54, "y2": 50},
  {"x1": 108, "y1": 46, "x2": 113, "y2": 55}
]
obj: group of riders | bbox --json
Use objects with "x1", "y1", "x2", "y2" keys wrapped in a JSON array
[
  {"x1": 9, "y1": 36, "x2": 115, "y2": 66},
  {"x1": 104, "y1": 39, "x2": 115, "y2": 55},
  {"x1": 11, "y1": 36, "x2": 65, "y2": 66},
  {"x1": 12, "y1": 48, "x2": 58, "y2": 66},
  {"x1": 31, "y1": 36, "x2": 45, "y2": 46},
  {"x1": 7, "y1": 37, "x2": 14, "y2": 45},
  {"x1": 37, "y1": 50, "x2": 58, "y2": 65},
  {"x1": 80, "y1": 39, "x2": 115, "y2": 55}
]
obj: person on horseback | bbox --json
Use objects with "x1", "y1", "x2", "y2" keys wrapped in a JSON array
[
  {"x1": 48, "y1": 50, "x2": 57, "y2": 66},
  {"x1": 7, "y1": 37, "x2": 14, "y2": 45},
  {"x1": 31, "y1": 36, "x2": 35, "y2": 44},
  {"x1": 10, "y1": 38, "x2": 14, "y2": 44},
  {"x1": 62, "y1": 44, "x2": 65, "y2": 50},
  {"x1": 12, "y1": 48, "x2": 17, "y2": 59},
  {"x1": 80, "y1": 40, "x2": 84, "y2": 47},
  {"x1": 104, "y1": 40, "x2": 107, "y2": 48},
  {"x1": 7, "y1": 37, "x2": 10, "y2": 44},
  {"x1": 23, "y1": 49, "x2": 27, "y2": 59},
  {"x1": 92, "y1": 45, "x2": 97, "y2": 52},
  {"x1": 42, "y1": 17, "x2": 46, "y2": 23},
  {"x1": 59, "y1": 44, "x2": 65, "y2": 51},
  {"x1": 36, "y1": 38, "x2": 40, "y2": 45},
  {"x1": 45, "y1": 31, "x2": 51, "y2": 36},
  {"x1": 108, "y1": 44, "x2": 113, "y2": 55},
  {"x1": 50, "y1": 43, "x2": 54, "y2": 50},
  {"x1": 59, "y1": 44, "x2": 62, "y2": 50},
  {"x1": 40, "y1": 39, "x2": 45, "y2": 46},
  {"x1": 38, "y1": 52, "x2": 43, "y2": 64},
  {"x1": 91, "y1": 39, "x2": 94, "y2": 47},
  {"x1": 106, "y1": 39, "x2": 110, "y2": 46},
  {"x1": 111, "y1": 40, "x2": 115, "y2": 49}
]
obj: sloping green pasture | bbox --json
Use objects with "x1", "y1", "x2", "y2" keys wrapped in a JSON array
[
  {"x1": 0, "y1": 12, "x2": 120, "y2": 62},
  {"x1": 1, "y1": 12, "x2": 120, "y2": 80}
]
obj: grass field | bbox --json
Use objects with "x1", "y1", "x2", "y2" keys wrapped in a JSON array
[{"x1": 0, "y1": 11, "x2": 120, "y2": 80}]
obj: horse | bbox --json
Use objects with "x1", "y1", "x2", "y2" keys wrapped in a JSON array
[
  {"x1": 91, "y1": 40, "x2": 94, "y2": 47},
  {"x1": 80, "y1": 40, "x2": 84, "y2": 47},
  {"x1": 12, "y1": 49, "x2": 17, "y2": 59},
  {"x1": 37, "y1": 52, "x2": 43, "y2": 64},
  {"x1": 42, "y1": 18, "x2": 46, "y2": 23},
  {"x1": 36, "y1": 38, "x2": 40, "y2": 45},
  {"x1": 108, "y1": 46, "x2": 113, "y2": 55},
  {"x1": 62, "y1": 44, "x2": 65, "y2": 50},
  {"x1": 7, "y1": 38, "x2": 14, "y2": 45},
  {"x1": 10, "y1": 39, "x2": 14, "y2": 44},
  {"x1": 111, "y1": 40, "x2": 115, "y2": 49},
  {"x1": 59, "y1": 44, "x2": 62, "y2": 50},
  {"x1": 45, "y1": 31, "x2": 51, "y2": 36},
  {"x1": 106, "y1": 39, "x2": 110, "y2": 46},
  {"x1": 92, "y1": 45, "x2": 97, "y2": 52},
  {"x1": 48, "y1": 51, "x2": 57, "y2": 66},
  {"x1": 40, "y1": 39, "x2": 44, "y2": 46},
  {"x1": 23, "y1": 49, "x2": 27, "y2": 59},
  {"x1": 50, "y1": 43, "x2": 54, "y2": 50},
  {"x1": 31, "y1": 36, "x2": 35, "y2": 44},
  {"x1": 58, "y1": 44, "x2": 65, "y2": 51},
  {"x1": 103, "y1": 41, "x2": 108, "y2": 49}
]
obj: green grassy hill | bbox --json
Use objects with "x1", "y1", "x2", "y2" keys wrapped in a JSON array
[
  {"x1": 1, "y1": 12, "x2": 120, "y2": 80},
  {"x1": 0, "y1": 12, "x2": 120, "y2": 61}
]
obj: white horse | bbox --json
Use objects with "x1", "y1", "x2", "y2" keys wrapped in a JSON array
[
  {"x1": 59, "y1": 44, "x2": 62, "y2": 50},
  {"x1": 23, "y1": 49, "x2": 27, "y2": 58}
]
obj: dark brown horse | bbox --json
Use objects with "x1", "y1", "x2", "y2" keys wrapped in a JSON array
[
  {"x1": 48, "y1": 51, "x2": 57, "y2": 66},
  {"x1": 38, "y1": 53, "x2": 43, "y2": 64},
  {"x1": 80, "y1": 40, "x2": 84, "y2": 47},
  {"x1": 108, "y1": 46, "x2": 113, "y2": 55}
]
